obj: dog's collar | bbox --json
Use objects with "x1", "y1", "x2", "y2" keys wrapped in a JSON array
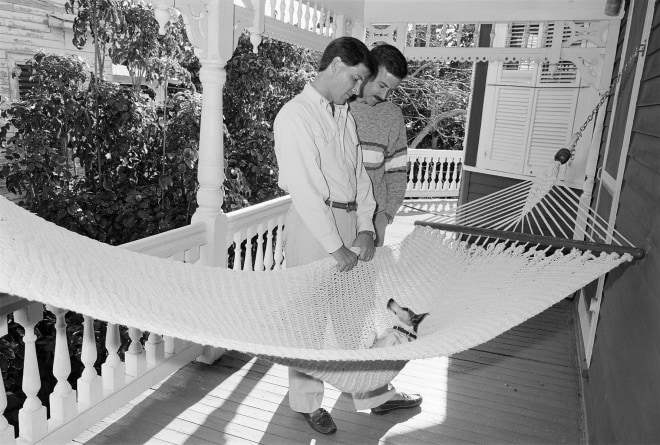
[{"x1": 393, "y1": 325, "x2": 417, "y2": 340}]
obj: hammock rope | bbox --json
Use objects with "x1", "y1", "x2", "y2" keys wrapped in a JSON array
[{"x1": 0, "y1": 158, "x2": 641, "y2": 393}]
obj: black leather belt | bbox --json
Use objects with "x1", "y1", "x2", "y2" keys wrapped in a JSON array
[{"x1": 325, "y1": 199, "x2": 357, "y2": 212}]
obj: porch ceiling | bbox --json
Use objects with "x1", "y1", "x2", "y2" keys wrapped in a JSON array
[{"x1": 312, "y1": 0, "x2": 619, "y2": 23}]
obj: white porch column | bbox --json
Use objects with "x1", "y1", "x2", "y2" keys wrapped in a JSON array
[
  {"x1": 174, "y1": 0, "x2": 236, "y2": 364},
  {"x1": 0, "y1": 316, "x2": 16, "y2": 444},
  {"x1": 171, "y1": 0, "x2": 236, "y2": 270},
  {"x1": 195, "y1": 58, "x2": 226, "y2": 222}
]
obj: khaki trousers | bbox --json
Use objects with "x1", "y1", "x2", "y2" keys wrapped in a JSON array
[{"x1": 283, "y1": 204, "x2": 395, "y2": 413}]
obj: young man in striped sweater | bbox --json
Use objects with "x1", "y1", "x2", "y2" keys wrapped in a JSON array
[{"x1": 350, "y1": 44, "x2": 409, "y2": 247}]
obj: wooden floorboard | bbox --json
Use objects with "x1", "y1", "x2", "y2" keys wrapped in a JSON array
[{"x1": 72, "y1": 200, "x2": 585, "y2": 445}]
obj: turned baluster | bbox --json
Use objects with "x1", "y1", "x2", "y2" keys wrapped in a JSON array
[
  {"x1": 15, "y1": 303, "x2": 48, "y2": 442},
  {"x1": 447, "y1": 157, "x2": 457, "y2": 190},
  {"x1": 165, "y1": 335, "x2": 187, "y2": 357},
  {"x1": 0, "y1": 316, "x2": 16, "y2": 443},
  {"x1": 254, "y1": 223, "x2": 265, "y2": 271},
  {"x1": 319, "y1": 7, "x2": 326, "y2": 35},
  {"x1": 296, "y1": 0, "x2": 303, "y2": 27},
  {"x1": 46, "y1": 305, "x2": 76, "y2": 426},
  {"x1": 313, "y1": 5, "x2": 320, "y2": 34},
  {"x1": 77, "y1": 315, "x2": 103, "y2": 411},
  {"x1": 146, "y1": 333, "x2": 165, "y2": 368},
  {"x1": 304, "y1": 1, "x2": 312, "y2": 31},
  {"x1": 244, "y1": 226, "x2": 255, "y2": 271},
  {"x1": 264, "y1": 219, "x2": 275, "y2": 271},
  {"x1": 330, "y1": 12, "x2": 337, "y2": 37},
  {"x1": 418, "y1": 157, "x2": 428, "y2": 191},
  {"x1": 274, "y1": 214, "x2": 285, "y2": 270},
  {"x1": 430, "y1": 156, "x2": 440, "y2": 192},
  {"x1": 279, "y1": 0, "x2": 286, "y2": 22},
  {"x1": 102, "y1": 322, "x2": 125, "y2": 392},
  {"x1": 232, "y1": 231, "x2": 244, "y2": 271},
  {"x1": 288, "y1": 0, "x2": 295, "y2": 25},
  {"x1": 125, "y1": 327, "x2": 147, "y2": 379}
]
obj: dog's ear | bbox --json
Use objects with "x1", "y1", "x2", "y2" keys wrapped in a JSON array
[{"x1": 411, "y1": 312, "x2": 430, "y2": 332}]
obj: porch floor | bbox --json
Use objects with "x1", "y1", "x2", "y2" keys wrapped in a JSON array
[{"x1": 72, "y1": 199, "x2": 586, "y2": 445}]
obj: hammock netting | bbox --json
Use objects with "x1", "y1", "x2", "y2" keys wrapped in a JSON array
[{"x1": 0, "y1": 162, "x2": 640, "y2": 393}]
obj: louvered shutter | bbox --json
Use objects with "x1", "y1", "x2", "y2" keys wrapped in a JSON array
[
  {"x1": 478, "y1": 58, "x2": 579, "y2": 177},
  {"x1": 480, "y1": 86, "x2": 531, "y2": 173},
  {"x1": 525, "y1": 61, "x2": 579, "y2": 176},
  {"x1": 525, "y1": 88, "x2": 578, "y2": 176}
]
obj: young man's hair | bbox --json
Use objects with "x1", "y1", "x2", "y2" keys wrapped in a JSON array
[
  {"x1": 371, "y1": 44, "x2": 408, "y2": 79},
  {"x1": 318, "y1": 36, "x2": 376, "y2": 75}
]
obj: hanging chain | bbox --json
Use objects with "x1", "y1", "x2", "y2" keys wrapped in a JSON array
[{"x1": 568, "y1": 43, "x2": 646, "y2": 152}]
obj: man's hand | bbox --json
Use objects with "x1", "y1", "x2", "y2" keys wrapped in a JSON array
[
  {"x1": 330, "y1": 245, "x2": 359, "y2": 272},
  {"x1": 353, "y1": 231, "x2": 376, "y2": 262}
]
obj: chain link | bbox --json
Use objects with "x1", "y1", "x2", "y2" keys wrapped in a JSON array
[{"x1": 569, "y1": 43, "x2": 646, "y2": 151}]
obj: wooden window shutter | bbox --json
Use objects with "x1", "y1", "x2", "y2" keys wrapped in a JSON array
[
  {"x1": 480, "y1": 86, "x2": 532, "y2": 173},
  {"x1": 478, "y1": 58, "x2": 579, "y2": 177},
  {"x1": 525, "y1": 61, "x2": 579, "y2": 176},
  {"x1": 525, "y1": 88, "x2": 578, "y2": 176}
]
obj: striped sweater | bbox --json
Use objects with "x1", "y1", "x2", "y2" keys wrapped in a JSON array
[{"x1": 350, "y1": 100, "x2": 408, "y2": 220}]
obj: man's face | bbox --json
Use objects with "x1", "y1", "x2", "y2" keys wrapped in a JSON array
[
  {"x1": 360, "y1": 66, "x2": 402, "y2": 106},
  {"x1": 330, "y1": 58, "x2": 371, "y2": 105}
]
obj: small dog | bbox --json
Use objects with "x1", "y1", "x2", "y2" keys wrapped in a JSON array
[{"x1": 369, "y1": 298, "x2": 430, "y2": 348}]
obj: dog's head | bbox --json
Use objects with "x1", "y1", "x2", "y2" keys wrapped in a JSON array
[{"x1": 387, "y1": 298, "x2": 429, "y2": 334}]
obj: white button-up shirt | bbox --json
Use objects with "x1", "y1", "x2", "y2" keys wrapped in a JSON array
[{"x1": 274, "y1": 84, "x2": 376, "y2": 254}]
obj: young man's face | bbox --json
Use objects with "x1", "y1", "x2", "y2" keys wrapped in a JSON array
[
  {"x1": 329, "y1": 57, "x2": 371, "y2": 105},
  {"x1": 360, "y1": 66, "x2": 402, "y2": 106}
]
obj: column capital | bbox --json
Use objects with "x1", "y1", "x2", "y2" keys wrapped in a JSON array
[{"x1": 157, "y1": 0, "x2": 236, "y2": 62}]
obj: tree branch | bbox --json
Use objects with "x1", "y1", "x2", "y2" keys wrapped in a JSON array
[{"x1": 409, "y1": 109, "x2": 466, "y2": 149}]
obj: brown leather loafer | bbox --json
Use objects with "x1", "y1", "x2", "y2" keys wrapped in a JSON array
[
  {"x1": 300, "y1": 408, "x2": 337, "y2": 434},
  {"x1": 371, "y1": 392, "x2": 423, "y2": 415}
]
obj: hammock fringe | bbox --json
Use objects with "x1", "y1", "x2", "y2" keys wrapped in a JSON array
[{"x1": 416, "y1": 221, "x2": 646, "y2": 260}]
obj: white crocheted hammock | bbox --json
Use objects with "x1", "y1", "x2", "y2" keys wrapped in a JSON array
[{"x1": 0, "y1": 163, "x2": 642, "y2": 393}]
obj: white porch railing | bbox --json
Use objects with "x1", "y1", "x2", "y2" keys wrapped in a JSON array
[
  {"x1": 0, "y1": 148, "x2": 462, "y2": 444},
  {"x1": 226, "y1": 195, "x2": 290, "y2": 271},
  {"x1": 406, "y1": 148, "x2": 463, "y2": 198}
]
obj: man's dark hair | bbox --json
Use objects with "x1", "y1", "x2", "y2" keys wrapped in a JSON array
[
  {"x1": 318, "y1": 36, "x2": 376, "y2": 75},
  {"x1": 371, "y1": 44, "x2": 408, "y2": 79}
]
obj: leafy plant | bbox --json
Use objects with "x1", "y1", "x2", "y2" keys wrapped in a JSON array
[
  {"x1": 222, "y1": 33, "x2": 318, "y2": 209},
  {"x1": 0, "y1": 52, "x2": 201, "y2": 244},
  {"x1": 392, "y1": 60, "x2": 471, "y2": 150}
]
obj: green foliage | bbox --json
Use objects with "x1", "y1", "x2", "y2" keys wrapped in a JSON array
[
  {"x1": 65, "y1": 0, "x2": 123, "y2": 78},
  {"x1": 66, "y1": 0, "x2": 197, "y2": 90},
  {"x1": 0, "y1": 52, "x2": 200, "y2": 245},
  {"x1": 222, "y1": 34, "x2": 318, "y2": 209},
  {"x1": 392, "y1": 60, "x2": 471, "y2": 150}
]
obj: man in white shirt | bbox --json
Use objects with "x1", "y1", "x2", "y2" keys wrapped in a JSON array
[{"x1": 274, "y1": 36, "x2": 422, "y2": 435}]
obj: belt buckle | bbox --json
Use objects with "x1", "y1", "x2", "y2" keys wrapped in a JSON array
[{"x1": 347, "y1": 202, "x2": 357, "y2": 212}]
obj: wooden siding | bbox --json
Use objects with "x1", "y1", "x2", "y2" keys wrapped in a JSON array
[
  {"x1": 0, "y1": 0, "x2": 100, "y2": 200},
  {"x1": 583, "y1": 0, "x2": 660, "y2": 443},
  {"x1": 458, "y1": 170, "x2": 522, "y2": 205},
  {"x1": 0, "y1": 0, "x2": 90, "y2": 101},
  {"x1": 72, "y1": 204, "x2": 586, "y2": 445}
]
